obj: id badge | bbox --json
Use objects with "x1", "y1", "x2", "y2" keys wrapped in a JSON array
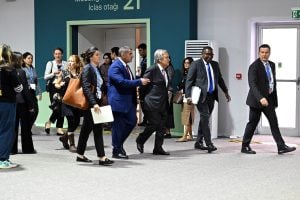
[{"x1": 30, "y1": 84, "x2": 36, "y2": 90}]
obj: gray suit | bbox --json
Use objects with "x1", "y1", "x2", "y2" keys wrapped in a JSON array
[{"x1": 185, "y1": 58, "x2": 228, "y2": 145}]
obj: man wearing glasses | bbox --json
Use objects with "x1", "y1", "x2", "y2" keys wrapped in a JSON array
[{"x1": 185, "y1": 46, "x2": 231, "y2": 153}]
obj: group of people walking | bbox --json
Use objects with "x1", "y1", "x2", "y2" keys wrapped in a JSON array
[{"x1": 0, "y1": 43, "x2": 296, "y2": 169}]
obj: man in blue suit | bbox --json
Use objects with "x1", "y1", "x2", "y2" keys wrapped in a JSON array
[{"x1": 108, "y1": 46, "x2": 150, "y2": 159}]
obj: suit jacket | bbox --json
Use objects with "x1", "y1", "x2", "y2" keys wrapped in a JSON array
[
  {"x1": 108, "y1": 58, "x2": 142, "y2": 113},
  {"x1": 16, "y1": 68, "x2": 34, "y2": 109},
  {"x1": 185, "y1": 59, "x2": 228, "y2": 103},
  {"x1": 81, "y1": 64, "x2": 106, "y2": 108},
  {"x1": 246, "y1": 58, "x2": 278, "y2": 108},
  {"x1": 140, "y1": 65, "x2": 169, "y2": 112}
]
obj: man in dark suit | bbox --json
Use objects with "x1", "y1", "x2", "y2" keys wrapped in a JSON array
[
  {"x1": 241, "y1": 44, "x2": 296, "y2": 154},
  {"x1": 108, "y1": 46, "x2": 150, "y2": 159},
  {"x1": 137, "y1": 43, "x2": 148, "y2": 126},
  {"x1": 185, "y1": 46, "x2": 231, "y2": 153},
  {"x1": 136, "y1": 49, "x2": 170, "y2": 155}
]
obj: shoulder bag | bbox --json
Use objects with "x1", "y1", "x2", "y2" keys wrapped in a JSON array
[{"x1": 62, "y1": 78, "x2": 89, "y2": 110}]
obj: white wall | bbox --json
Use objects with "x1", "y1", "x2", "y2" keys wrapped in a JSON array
[
  {"x1": 78, "y1": 27, "x2": 106, "y2": 55},
  {"x1": 198, "y1": 0, "x2": 300, "y2": 137},
  {"x1": 78, "y1": 27, "x2": 136, "y2": 71},
  {"x1": 0, "y1": 0, "x2": 35, "y2": 60},
  {"x1": 105, "y1": 28, "x2": 136, "y2": 71}
]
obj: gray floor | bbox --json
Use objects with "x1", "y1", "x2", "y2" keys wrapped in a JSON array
[{"x1": 1, "y1": 126, "x2": 300, "y2": 200}]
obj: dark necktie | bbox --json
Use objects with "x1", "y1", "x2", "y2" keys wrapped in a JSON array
[
  {"x1": 207, "y1": 63, "x2": 213, "y2": 94},
  {"x1": 126, "y1": 65, "x2": 132, "y2": 80},
  {"x1": 161, "y1": 69, "x2": 167, "y2": 86}
]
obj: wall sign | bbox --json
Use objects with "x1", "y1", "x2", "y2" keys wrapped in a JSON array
[{"x1": 35, "y1": 0, "x2": 197, "y2": 89}]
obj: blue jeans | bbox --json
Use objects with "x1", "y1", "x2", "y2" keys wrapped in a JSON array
[{"x1": 0, "y1": 102, "x2": 16, "y2": 161}]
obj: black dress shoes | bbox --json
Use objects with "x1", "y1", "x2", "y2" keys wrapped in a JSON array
[
  {"x1": 136, "y1": 142, "x2": 144, "y2": 153},
  {"x1": 99, "y1": 158, "x2": 114, "y2": 166},
  {"x1": 153, "y1": 148, "x2": 170, "y2": 155},
  {"x1": 194, "y1": 141, "x2": 208, "y2": 150},
  {"x1": 207, "y1": 144, "x2": 217, "y2": 153},
  {"x1": 112, "y1": 153, "x2": 129, "y2": 159},
  {"x1": 23, "y1": 150, "x2": 37, "y2": 154},
  {"x1": 278, "y1": 145, "x2": 296, "y2": 154},
  {"x1": 76, "y1": 156, "x2": 92, "y2": 163},
  {"x1": 241, "y1": 146, "x2": 256, "y2": 154},
  {"x1": 44, "y1": 122, "x2": 50, "y2": 135}
]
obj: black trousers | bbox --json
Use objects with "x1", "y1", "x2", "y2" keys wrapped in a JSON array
[
  {"x1": 140, "y1": 101, "x2": 148, "y2": 123},
  {"x1": 65, "y1": 109, "x2": 81, "y2": 133},
  {"x1": 136, "y1": 110, "x2": 167, "y2": 150},
  {"x1": 196, "y1": 95, "x2": 215, "y2": 146},
  {"x1": 77, "y1": 110, "x2": 105, "y2": 157},
  {"x1": 242, "y1": 106, "x2": 285, "y2": 148},
  {"x1": 48, "y1": 90, "x2": 64, "y2": 128},
  {"x1": 12, "y1": 103, "x2": 35, "y2": 153}
]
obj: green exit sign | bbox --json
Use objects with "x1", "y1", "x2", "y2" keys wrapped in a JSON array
[{"x1": 292, "y1": 8, "x2": 300, "y2": 19}]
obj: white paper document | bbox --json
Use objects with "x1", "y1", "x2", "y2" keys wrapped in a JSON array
[
  {"x1": 191, "y1": 86, "x2": 201, "y2": 104},
  {"x1": 91, "y1": 105, "x2": 114, "y2": 124}
]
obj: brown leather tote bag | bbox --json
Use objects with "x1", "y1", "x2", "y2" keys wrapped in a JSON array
[{"x1": 62, "y1": 78, "x2": 89, "y2": 110}]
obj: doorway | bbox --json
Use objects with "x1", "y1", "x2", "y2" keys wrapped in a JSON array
[
  {"x1": 66, "y1": 19, "x2": 150, "y2": 124},
  {"x1": 66, "y1": 19, "x2": 150, "y2": 73},
  {"x1": 257, "y1": 24, "x2": 300, "y2": 136}
]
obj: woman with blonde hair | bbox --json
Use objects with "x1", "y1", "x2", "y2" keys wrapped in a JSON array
[
  {"x1": 0, "y1": 44, "x2": 23, "y2": 169},
  {"x1": 58, "y1": 55, "x2": 83, "y2": 152}
]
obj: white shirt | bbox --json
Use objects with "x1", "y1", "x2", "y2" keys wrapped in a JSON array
[
  {"x1": 119, "y1": 58, "x2": 133, "y2": 80},
  {"x1": 158, "y1": 64, "x2": 168, "y2": 87},
  {"x1": 44, "y1": 60, "x2": 67, "y2": 81}
]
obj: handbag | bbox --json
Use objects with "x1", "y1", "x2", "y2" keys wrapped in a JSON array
[
  {"x1": 173, "y1": 91, "x2": 183, "y2": 104},
  {"x1": 62, "y1": 78, "x2": 89, "y2": 110}
]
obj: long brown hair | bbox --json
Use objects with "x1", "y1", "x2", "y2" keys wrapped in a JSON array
[
  {"x1": 67, "y1": 55, "x2": 83, "y2": 75},
  {"x1": 0, "y1": 44, "x2": 13, "y2": 69}
]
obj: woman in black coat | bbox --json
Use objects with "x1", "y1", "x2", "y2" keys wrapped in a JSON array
[
  {"x1": 76, "y1": 47, "x2": 113, "y2": 166},
  {"x1": 11, "y1": 52, "x2": 37, "y2": 154}
]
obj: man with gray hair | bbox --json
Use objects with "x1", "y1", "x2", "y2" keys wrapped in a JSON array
[
  {"x1": 136, "y1": 49, "x2": 170, "y2": 155},
  {"x1": 108, "y1": 46, "x2": 150, "y2": 159}
]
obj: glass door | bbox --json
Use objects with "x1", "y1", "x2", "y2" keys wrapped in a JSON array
[{"x1": 258, "y1": 25, "x2": 300, "y2": 136}]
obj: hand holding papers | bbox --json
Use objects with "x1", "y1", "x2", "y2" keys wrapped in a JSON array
[
  {"x1": 191, "y1": 86, "x2": 201, "y2": 104},
  {"x1": 91, "y1": 105, "x2": 114, "y2": 124}
]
